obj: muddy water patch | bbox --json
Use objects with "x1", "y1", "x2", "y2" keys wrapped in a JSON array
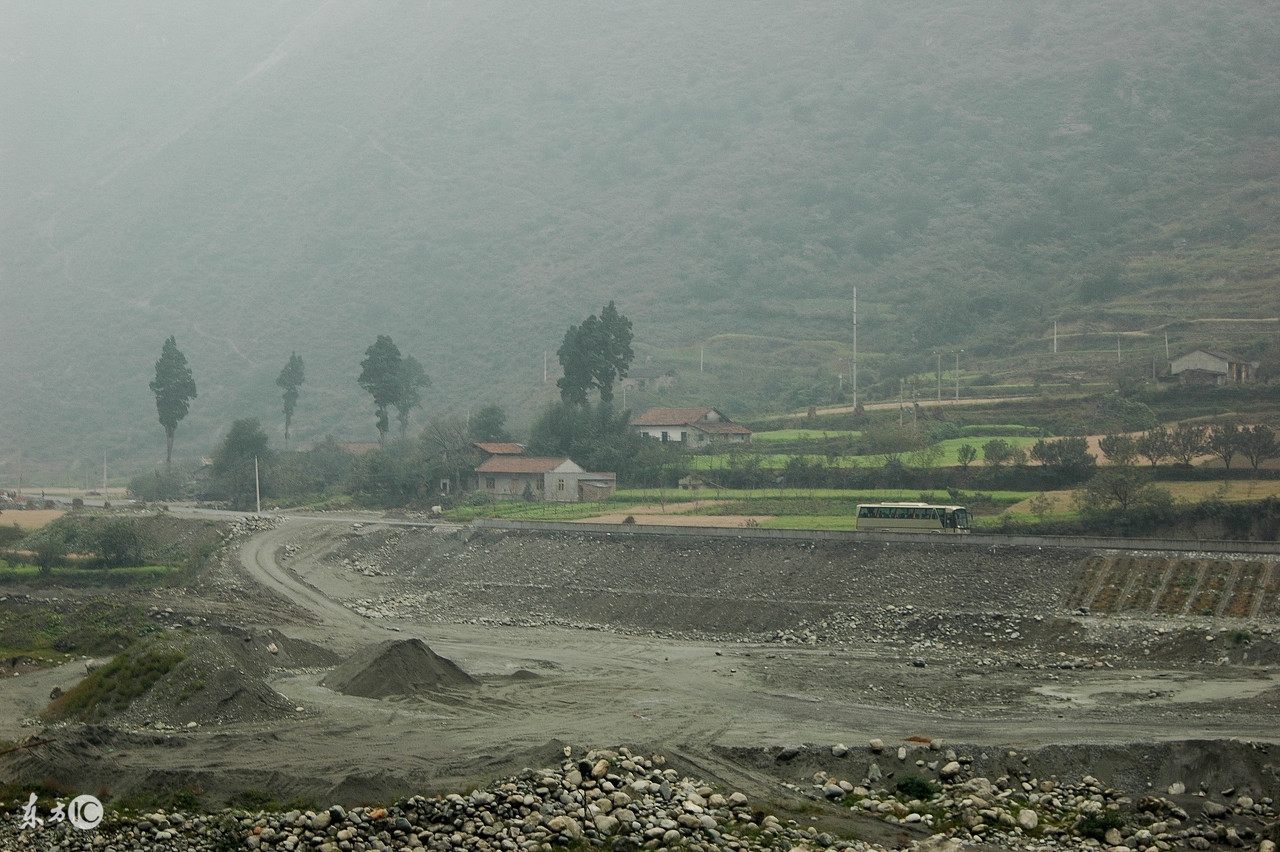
[{"x1": 1033, "y1": 670, "x2": 1280, "y2": 707}]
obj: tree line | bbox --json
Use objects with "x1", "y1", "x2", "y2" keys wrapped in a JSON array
[
  {"x1": 137, "y1": 302, "x2": 640, "y2": 508},
  {"x1": 148, "y1": 333, "x2": 435, "y2": 466}
]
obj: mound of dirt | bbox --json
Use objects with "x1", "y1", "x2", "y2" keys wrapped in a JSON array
[
  {"x1": 321, "y1": 638, "x2": 476, "y2": 699},
  {"x1": 86, "y1": 629, "x2": 341, "y2": 728}
]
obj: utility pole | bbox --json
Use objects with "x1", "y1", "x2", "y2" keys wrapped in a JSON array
[
  {"x1": 254, "y1": 457, "x2": 261, "y2": 514},
  {"x1": 936, "y1": 352, "x2": 941, "y2": 402},
  {"x1": 955, "y1": 350, "x2": 962, "y2": 401},
  {"x1": 1053, "y1": 321, "x2": 1057, "y2": 354},
  {"x1": 852, "y1": 287, "x2": 858, "y2": 409}
]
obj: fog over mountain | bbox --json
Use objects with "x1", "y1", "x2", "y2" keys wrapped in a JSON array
[{"x1": 3, "y1": 2, "x2": 1278, "y2": 480}]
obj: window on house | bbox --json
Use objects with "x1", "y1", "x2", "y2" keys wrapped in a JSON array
[
  {"x1": 557, "y1": 478, "x2": 566, "y2": 492},
  {"x1": 485, "y1": 477, "x2": 496, "y2": 489},
  {"x1": 661, "y1": 431, "x2": 669, "y2": 442},
  {"x1": 680, "y1": 431, "x2": 688, "y2": 442}
]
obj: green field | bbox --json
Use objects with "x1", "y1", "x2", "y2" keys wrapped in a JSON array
[
  {"x1": 0, "y1": 562, "x2": 182, "y2": 588},
  {"x1": 683, "y1": 435, "x2": 1043, "y2": 472}
]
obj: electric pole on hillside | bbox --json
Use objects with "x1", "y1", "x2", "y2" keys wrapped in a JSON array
[{"x1": 852, "y1": 286, "x2": 858, "y2": 410}]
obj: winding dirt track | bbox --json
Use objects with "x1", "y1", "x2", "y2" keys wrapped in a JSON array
[{"x1": 233, "y1": 518, "x2": 1280, "y2": 751}]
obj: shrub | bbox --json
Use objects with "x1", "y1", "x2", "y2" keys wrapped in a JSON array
[
  {"x1": 895, "y1": 774, "x2": 938, "y2": 800},
  {"x1": 1076, "y1": 809, "x2": 1124, "y2": 840}
]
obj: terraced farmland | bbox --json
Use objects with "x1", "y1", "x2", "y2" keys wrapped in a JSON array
[{"x1": 1070, "y1": 554, "x2": 1280, "y2": 618}]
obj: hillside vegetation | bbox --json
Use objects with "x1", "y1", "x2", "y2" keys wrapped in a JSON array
[{"x1": 3, "y1": 2, "x2": 1279, "y2": 478}]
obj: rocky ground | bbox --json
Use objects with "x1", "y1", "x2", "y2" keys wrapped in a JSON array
[{"x1": 1, "y1": 512, "x2": 1278, "y2": 851}]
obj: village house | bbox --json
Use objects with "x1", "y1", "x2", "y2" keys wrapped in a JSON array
[
  {"x1": 473, "y1": 456, "x2": 616, "y2": 502},
  {"x1": 631, "y1": 407, "x2": 752, "y2": 446},
  {"x1": 1169, "y1": 349, "x2": 1260, "y2": 385}
]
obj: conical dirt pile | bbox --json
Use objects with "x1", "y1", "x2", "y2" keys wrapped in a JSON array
[{"x1": 321, "y1": 638, "x2": 476, "y2": 699}]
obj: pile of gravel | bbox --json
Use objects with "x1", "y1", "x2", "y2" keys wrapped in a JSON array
[{"x1": 320, "y1": 638, "x2": 476, "y2": 699}]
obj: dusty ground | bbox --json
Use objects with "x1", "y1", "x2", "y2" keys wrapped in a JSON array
[
  {"x1": 3, "y1": 512, "x2": 1279, "y2": 845},
  {"x1": 0, "y1": 508, "x2": 66, "y2": 530}
]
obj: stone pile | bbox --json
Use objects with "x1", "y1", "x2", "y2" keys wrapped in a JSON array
[
  {"x1": 227, "y1": 515, "x2": 281, "y2": 538},
  {"x1": 1, "y1": 748, "x2": 880, "y2": 852},
  {"x1": 814, "y1": 743, "x2": 1278, "y2": 852},
  {"x1": 5, "y1": 746, "x2": 1277, "y2": 852}
]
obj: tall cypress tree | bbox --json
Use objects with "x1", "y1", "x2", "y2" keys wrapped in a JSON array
[
  {"x1": 276, "y1": 351, "x2": 305, "y2": 450},
  {"x1": 150, "y1": 336, "x2": 197, "y2": 467}
]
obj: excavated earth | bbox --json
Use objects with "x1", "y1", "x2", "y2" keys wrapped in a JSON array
[{"x1": 2, "y1": 512, "x2": 1279, "y2": 850}]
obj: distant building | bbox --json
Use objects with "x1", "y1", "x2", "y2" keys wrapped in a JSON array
[
  {"x1": 631, "y1": 407, "x2": 752, "y2": 446},
  {"x1": 1169, "y1": 349, "x2": 1259, "y2": 385},
  {"x1": 473, "y1": 456, "x2": 616, "y2": 502}
]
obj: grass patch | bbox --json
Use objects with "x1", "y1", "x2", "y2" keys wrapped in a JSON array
[
  {"x1": 0, "y1": 562, "x2": 182, "y2": 588},
  {"x1": 684, "y1": 436, "x2": 1043, "y2": 470},
  {"x1": 226, "y1": 788, "x2": 319, "y2": 814},
  {"x1": 758, "y1": 515, "x2": 857, "y2": 531},
  {"x1": 0, "y1": 598, "x2": 154, "y2": 662},
  {"x1": 109, "y1": 784, "x2": 207, "y2": 815},
  {"x1": 0, "y1": 778, "x2": 76, "y2": 808},
  {"x1": 42, "y1": 639, "x2": 185, "y2": 722},
  {"x1": 753, "y1": 429, "x2": 862, "y2": 442}
]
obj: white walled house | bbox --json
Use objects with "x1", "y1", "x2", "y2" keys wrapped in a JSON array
[
  {"x1": 631, "y1": 407, "x2": 752, "y2": 446},
  {"x1": 1170, "y1": 349, "x2": 1259, "y2": 385}
]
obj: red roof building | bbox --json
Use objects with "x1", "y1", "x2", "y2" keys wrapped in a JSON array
[{"x1": 473, "y1": 456, "x2": 615, "y2": 502}]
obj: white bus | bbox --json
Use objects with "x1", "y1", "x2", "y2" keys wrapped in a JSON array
[{"x1": 854, "y1": 502, "x2": 970, "y2": 534}]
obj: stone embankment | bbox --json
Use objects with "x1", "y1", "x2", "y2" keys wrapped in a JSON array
[
  {"x1": 816, "y1": 740, "x2": 1277, "y2": 851},
  {"x1": 5, "y1": 746, "x2": 1277, "y2": 852}
]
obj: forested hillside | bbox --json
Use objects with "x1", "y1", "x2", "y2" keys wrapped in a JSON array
[{"x1": 2, "y1": 1, "x2": 1278, "y2": 480}]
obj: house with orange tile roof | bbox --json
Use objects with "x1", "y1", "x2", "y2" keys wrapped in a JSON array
[{"x1": 474, "y1": 456, "x2": 616, "y2": 502}]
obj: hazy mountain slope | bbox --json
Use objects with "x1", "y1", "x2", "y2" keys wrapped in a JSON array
[{"x1": 2, "y1": 2, "x2": 1278, "y2": 478}]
